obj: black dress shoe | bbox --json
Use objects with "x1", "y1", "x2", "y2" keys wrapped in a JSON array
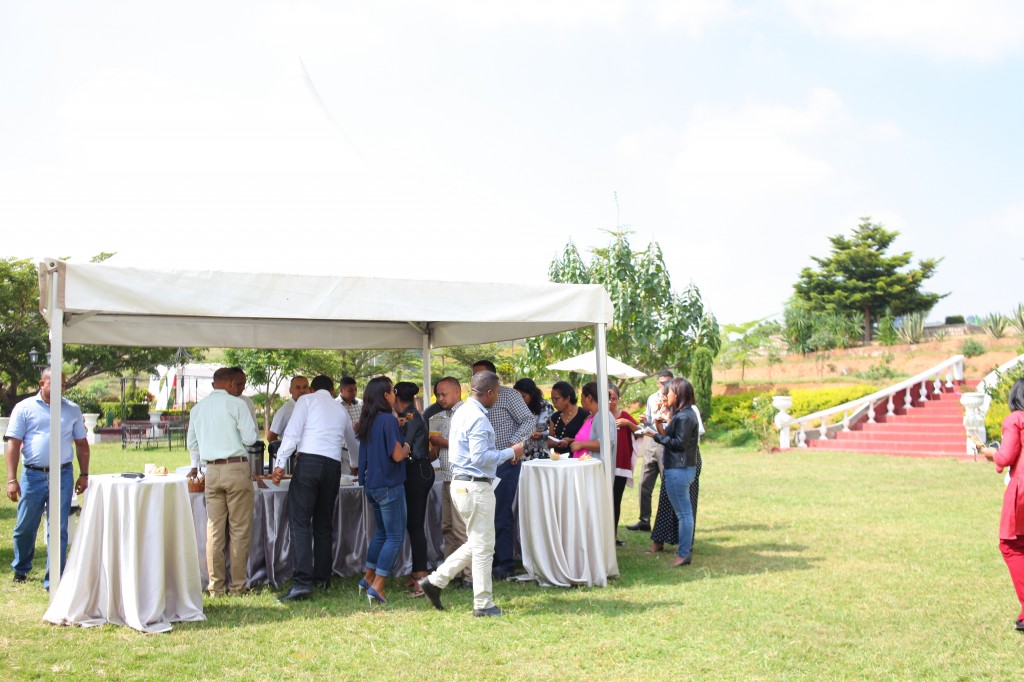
[
  {"x1": 615, "y1": 539, "x2": 626, "y2": 547},
  {"x1": 626, "y1": 521, "x2": 651, "y2": 532},
  {"x1": 314, "y1": 578, "x2": 331, "y2": 590},
  {"x1": 278, "y1": 586, "x2": 313, "y2": 602},
  {"x1": 13, "y1": 572, "x2": 27, "y2": 584},
  {"x1": 1016, "y1": 619, "x2": 1024, "y2": 632},
  {"x1": 418, "y1": 578, "x2": 445, "y2": 611}
]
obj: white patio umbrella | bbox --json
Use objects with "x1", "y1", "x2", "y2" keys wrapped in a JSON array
[{"x1": 547, "y1": 349, "x2": 646, "y2": 380}]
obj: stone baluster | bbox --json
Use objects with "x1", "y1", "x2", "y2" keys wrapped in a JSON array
[
  {"x1": 773, "y1": 396, "x2": 794, "y2": 450},
  {"x1": 904, "y1": 386, "x2": 914, "y2": 410},
  {"x1": 819, "y1": 414, "x2": 829, "y2": 440},
  {"x1": 842, "y1": 410, "x2": 851, "y2": 432},
  {"x1": 960, "y1": 392, "x2": 986, "y2": 456},
  {"x1": 797, "y1": 423, "x2": 807, "y2": 448},
  {"x1": 932, "y1": 374, "x2": 942, "y2": 395},
  {"x1": 886, "y1": 392, "x2": 896, "y2": 417},
  {"x1": 918, "y1": 380, "x2": 928, "y2": 402},
  {"x1": 867, "y1": 400, "x2": 877, "y2": 424}
]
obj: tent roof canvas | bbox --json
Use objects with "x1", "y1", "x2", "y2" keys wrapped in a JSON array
[{"x1": 39, "y1": 259, "x2": 614, "y2": 349}]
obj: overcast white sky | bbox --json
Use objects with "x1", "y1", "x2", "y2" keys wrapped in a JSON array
[{"x1": 2, "y1": 1, "x2": 1022, "y2": 325}]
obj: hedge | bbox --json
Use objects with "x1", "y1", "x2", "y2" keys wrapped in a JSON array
[{"x1": 709, "y1": 384, "x2": 878, "y2": 435}]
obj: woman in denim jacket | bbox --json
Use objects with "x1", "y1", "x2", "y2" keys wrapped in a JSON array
[{"x1": 652, "y1": 378, "x2": 699, "y2": 567}]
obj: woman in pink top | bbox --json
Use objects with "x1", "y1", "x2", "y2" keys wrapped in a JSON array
[{"x1": 982, "y1": 378, "x2": 1024, "y2": 632}]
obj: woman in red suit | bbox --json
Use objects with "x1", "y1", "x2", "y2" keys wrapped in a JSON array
[{"x1": 982, "y1": 378, "x2": 1024, "y2": 632}]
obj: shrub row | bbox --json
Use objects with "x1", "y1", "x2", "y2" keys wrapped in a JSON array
[{"x1": 709, "y1": 384, "x2": 878, "y2": 435}]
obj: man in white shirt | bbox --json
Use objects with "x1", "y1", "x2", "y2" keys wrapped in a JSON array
[
  {"x1": 272, "y1": 375, "x2": 359, "y2": 601},
  {"x1": 628, "y1": 370, "x2": 673, "y2": 532},
  {"x1": 268, "y1": 376, "x2": 311, "y2": 442},
  {"x1": 186, "y1": 367, "x2": 259, "y2": 596},
  {"x1": 335, "y1": 376, "x2": 362, "y2": 475}
]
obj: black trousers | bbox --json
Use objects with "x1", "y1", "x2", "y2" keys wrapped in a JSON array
[
  {"x1": 404, "y1": 458, "x2": 436, "y2": 573},
  {"x1": 613, "y1": 475, "x2": 628, "y2": 534},
  {"x1": 287, "y1": 453, "x2": 341, "y2": 588}
]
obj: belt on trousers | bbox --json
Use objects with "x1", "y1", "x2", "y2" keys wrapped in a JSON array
[
  {"x1": 452, "y1": 474, "x2": 492, "y2": 483},
  {"x1": 24, "y1": 463, "x2": 73, "y2": 473},
  {"x1": 206, "y1": 456, "x2": 248, "y2": 465}
]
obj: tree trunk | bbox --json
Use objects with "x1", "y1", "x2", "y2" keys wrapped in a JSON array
[{"x1": 863, "y1": 305, "x2": 872, "y2": 344}]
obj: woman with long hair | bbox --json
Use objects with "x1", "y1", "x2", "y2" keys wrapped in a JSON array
[
  {"x1": 650, "y1": 378, "x2": 699, "y2": 567},
  {"x1": 394, "y1": 381, "x2": 435, "y2": 597},
  {"x1": 513, "y1": 378, "x2": 555, "y2": 460},
  {"x1": 982, "y1": 378, "x2": 1024, "y2": 631},
  {"x1": 357, "y1": 376, "x2": 410, "y2": 604},
  {"x1": 549, "y1": 381, "x2": 589, "y2": 455}
]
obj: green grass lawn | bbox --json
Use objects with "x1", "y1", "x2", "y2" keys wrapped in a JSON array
[{"x1": 1, "y1": 441, "x2": 1021, "y2": 680}]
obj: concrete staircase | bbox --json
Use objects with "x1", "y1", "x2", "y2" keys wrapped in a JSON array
[{"x1": 804, "y1": 381, "x2": 970, "y2": 458}]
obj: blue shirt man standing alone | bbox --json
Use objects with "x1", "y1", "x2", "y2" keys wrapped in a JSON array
[{"x1": 5, "y1": 369, "x2": 90, "y2": 588}]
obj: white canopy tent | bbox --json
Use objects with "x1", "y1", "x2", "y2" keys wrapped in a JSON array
[
  {"x1": 35, "y1": 257, "x2": 618, "y2": 598},
  {"x1": 547, "y1": 350, "x2": 646, "y2": 380}
]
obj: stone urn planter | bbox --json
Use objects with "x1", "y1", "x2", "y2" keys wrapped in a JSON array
[
  {"x1": 959, "y1": 392, "x2": 986, "y2": 456},
  {"x1": 0, "y1": 416, "x2": 9, "y2": 439},
  {"x1": 83, "y1": 413, "x2": 100, "y2": 444},
  {"x1": 772, "y1": 395, "x2": 794, "y2": 450}
]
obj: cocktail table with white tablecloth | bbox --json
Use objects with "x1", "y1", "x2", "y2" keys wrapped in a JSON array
[
  {"x1": 188, "y1": 479, "x2": 446, "y2": 588},
  {"x1": 517, "y1": 458, "x2": 618, "y2": 587},
  {"x1": 43, "y1": 474, "x2": 205, "y2": 633}
]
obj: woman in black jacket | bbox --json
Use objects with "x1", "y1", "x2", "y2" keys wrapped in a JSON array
[
  {"x1": 652, "y1": 378, "x2": 699, "y2": 567},
  {"x1": 394, "y1": 381, "x2": 435, "y2": 596}
]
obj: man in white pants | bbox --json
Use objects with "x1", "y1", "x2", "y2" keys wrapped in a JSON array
[{"x1": 418, "y1": 371, "x2": 524, "y2": 617}]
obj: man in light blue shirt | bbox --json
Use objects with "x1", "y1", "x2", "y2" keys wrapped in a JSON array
[
  {"x1": 5, "y1": 369, "x2": 89, "y2": 588},
  {"x1": 418, "y1": 371, "x2": 523, "y2": 617}
]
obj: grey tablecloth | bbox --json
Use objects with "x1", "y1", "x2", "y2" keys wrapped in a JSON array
[
  {"x1": 44, "y1": 474, "x2": 206, "y2": 633},
  {"x1": 189, "y1": 480, "x2": 445, "y2": 588},
  {"x1": 518, "y1": 459, "x2": 619, "y2": 587}
]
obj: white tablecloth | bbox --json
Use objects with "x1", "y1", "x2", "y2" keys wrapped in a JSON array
[
  {"x1": 189, "y1": 480, "x2": 445, "y2": 588},
  {"x1": 518, "y1": 459, "x2": 618, "y2": 587},
  {"x1": 44, "y1": 474, "x2": 205, "y2": 633}
]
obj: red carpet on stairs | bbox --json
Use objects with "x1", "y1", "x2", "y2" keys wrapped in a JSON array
[{"x1": 803, "y1": 381, "x2": 972, "y2": 458}]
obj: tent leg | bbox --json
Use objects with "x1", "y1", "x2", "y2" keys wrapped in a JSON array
[
  {"x1": 422, "y1": 332, "x2": 432, "y2": 409},
  {"x1": 594, "y1": 322, "x2": 618, "y2": 579},
  {"x1": 46, "y1": 261, "x2": 64, "y2": 603}
]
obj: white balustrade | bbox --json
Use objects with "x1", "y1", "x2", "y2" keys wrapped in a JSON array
[{"x1": 777, "y1": 355, "x2": 967, "y2": 450}]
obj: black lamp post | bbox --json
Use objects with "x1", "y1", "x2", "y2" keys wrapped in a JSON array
[{"x1": 28, "y1": 348, "x2": 52, "y2": 372}]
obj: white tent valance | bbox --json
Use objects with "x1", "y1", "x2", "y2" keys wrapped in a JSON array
[{"x1": 39, "y1": 260, "x2": 613, "y2": 349}]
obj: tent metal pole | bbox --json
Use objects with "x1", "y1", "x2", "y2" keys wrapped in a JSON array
[
  {"x1": 421, "y1": 331, "x2": 431, "y2": 408},
  {"x1": 46, "y1": 260, "x2": 64, "y2": 603},
  {"x1": 594, "y1": 322, "x2": 618, "y2": 562}
]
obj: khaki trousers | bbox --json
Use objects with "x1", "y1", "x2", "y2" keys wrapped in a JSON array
[
  {"x1": 204, "y1": 460, "x2": 254, "y2": 595},
  {"x1": 441, "y1": 480, "x2": 471, "y2": 580},
  {"x1": 429, "y1": 480, "x2": 497, "y2": 611}
]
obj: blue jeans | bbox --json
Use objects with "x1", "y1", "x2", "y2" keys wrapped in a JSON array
[
  {"x1": 11, "y1": 465, "x2": 73, "y2": 588},
  {"x1": 364, "y1": 485, "x2": 408, "y2": 578},
  {"x1": 663, "y1": 467, "x2": 696, "y2": 559},
  {"x1": 493, "y1": 459, "x2": 521, "y2": 573}
]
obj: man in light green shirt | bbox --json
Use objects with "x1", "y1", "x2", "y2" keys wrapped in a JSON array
[{"x1": 187, "y1": 367, "x2": 259, "y2": 596}]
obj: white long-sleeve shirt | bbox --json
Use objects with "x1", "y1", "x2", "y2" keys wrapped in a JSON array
[{"x1": 275, "y1": 389, "x2": 358, "y2": 468}]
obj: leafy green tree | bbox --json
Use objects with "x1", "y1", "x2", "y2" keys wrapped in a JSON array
[
  {"x1": 720, "y1": 319, "x2": 779, "y2": 382},
  {"x1": 793, "y1": 218, "x2": 945, "y2": 342},
  {"x1": 691, "y1": 347, "x2": 713, "y2": 422},
  {"x1": 523, "y1": 231, "x2": 720, "y2": 386},
  {"x1": 1, "y1": 257, "x2": 195, "y2": 415},
  {"x1": 296, "y1": 349, "x2": 420, "y2": 384},
  {"x1": 224, "y1": 348, "x2": 305, "y2": 428}
]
